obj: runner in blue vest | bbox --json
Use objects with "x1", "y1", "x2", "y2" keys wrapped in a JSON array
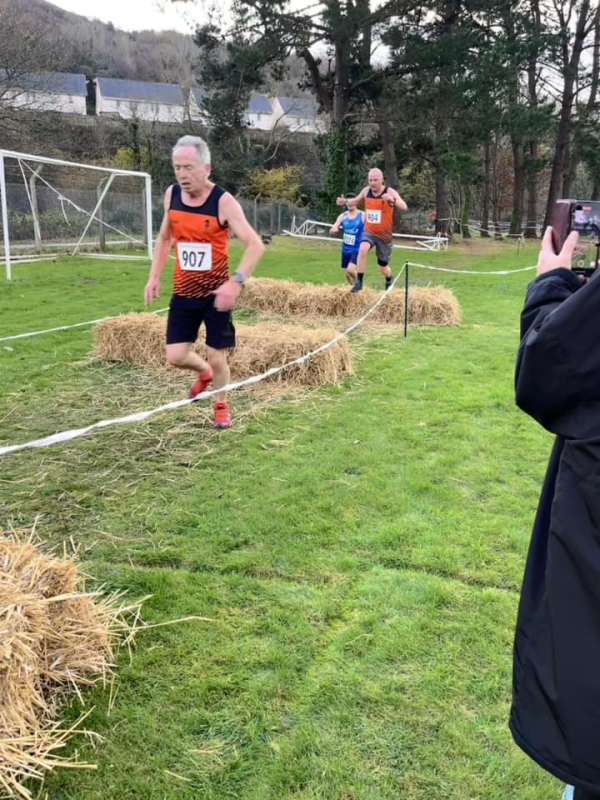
[{"x1": 329, "y1": 207, "x2": 365, "y2": 286}]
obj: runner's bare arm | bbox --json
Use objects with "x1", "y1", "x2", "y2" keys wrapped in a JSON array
[
  {"x1": 212, "y1": 193, "x2": 265, "y2": 312},
  {"x1": 330, "y1": 212, "x2": 345, "y2": 234},
  {"x1": 220, "y1": 193, "x2": 264, "y2": 280},
  {"x1": 387, "y1": 188, "x2": 408, "y2": 212}
]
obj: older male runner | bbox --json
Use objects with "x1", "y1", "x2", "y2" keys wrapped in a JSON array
[
  {"x1": 336, "y1": 168, "x2": 408, "y2": 292},
  {"x1": 144, "y1": 135, "x2": 264, "y2": 429}
]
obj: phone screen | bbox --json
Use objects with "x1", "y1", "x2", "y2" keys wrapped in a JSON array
[
  {"x1": 572, "y1": 202, "x2": 600, "y2": 237},
  {"x1": 571, "y1": 201, "x2": 600, "y2": 275}
]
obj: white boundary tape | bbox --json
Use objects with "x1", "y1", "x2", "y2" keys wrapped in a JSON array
[
  {"x1": 0, "y1": 266, "x2": 406, "y2": 457},
  {"x1": 0, "y1": 308, "x2": 169, "y2": 343},
  {"x1": 407, "y1": 260, "x2": 536, "y2": 276}
]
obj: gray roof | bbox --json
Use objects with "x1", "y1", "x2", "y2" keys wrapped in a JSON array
[
  {"x1": 247, "y1": 93, "x2": 272, "y2": 114},
  {"x1": 96, "y1": 78, "x2": 185, "y2": 105},
  {"x1": 276, "y1": 96, "x2": 317, "y2": 118},
  {"x1": 0, "y1": 71, "x2": 87, "y2": 95}
]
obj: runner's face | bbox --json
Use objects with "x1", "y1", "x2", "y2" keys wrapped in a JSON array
[
  {"x1": 368, "y1": 171, "x2": 383, "y2": 193},
  {"x1": 173, "y1": 147, "x2": 210, "y2": 194}
]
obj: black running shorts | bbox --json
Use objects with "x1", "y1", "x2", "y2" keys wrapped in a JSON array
[{"x1": 166, "y1": 294, "x2": 235, "y2": 350}]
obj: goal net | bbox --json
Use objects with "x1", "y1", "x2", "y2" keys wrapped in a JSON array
[{"x1": 0, "y1": 149, "x2": 153, "y2": 279}]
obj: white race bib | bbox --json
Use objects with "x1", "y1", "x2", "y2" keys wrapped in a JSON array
[
  {"x1": 177, "y1": 242, "x2": 212, "y2": 271},
  {"x1": 343, "y1": 233, "x2": 356, "y2": 246},
  {"x1": 366, "y1": 210, "x2": 381, "y2": 224}
]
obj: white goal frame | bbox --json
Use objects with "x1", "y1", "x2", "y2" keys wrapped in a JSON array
[{"x1": 0, "y1": 149, "x2": 153, "y2": 280}]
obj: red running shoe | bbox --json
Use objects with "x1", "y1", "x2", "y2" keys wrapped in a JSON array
[
  {"x1": 188, "y1": 367, "x2": 212, "y2": 400},
  {"x1": 213, "y1": 402, "x2": 231, "y2": 429}
]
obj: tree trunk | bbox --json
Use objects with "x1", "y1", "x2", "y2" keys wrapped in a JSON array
[
  {"x1": 544, "y1": 92, "x2": 576, "y2": 227},
  {"x1": 461, "y1": 187, "x2": 471, "y2": 239},
  {"x1": 510, "y1": 136, "x2": 524, "y2": 235},
  {"x1": 436, "y1": 169, "x2": 451, "y2": 237},
  {"x1": 481, "y1": 139, "x2": 491, "y2": 238},
  {"x1": 322, "y1": 122, "x2": 349, "y2": 217},
  {"x1": 378, "y1": 113, "x2": 401, "y2": 229},
  {"x1": 525, "y1": 139, "x2": 539, "y2": 238},
  {"x1": 544, "y1": 0, "x2": 592, "y2": 227},
  {"x1": 434, "y1": 0, "x2": 459, "y2": 238},
  {"x1": 379, "y1": 116, "x2": 398, "y2": 190},
  {"x1": 525, "y1": 3, "x2": 541, "y2": 239},
  {"x1": 563, "y1": 139, "x2": 575, "y2": 197}
]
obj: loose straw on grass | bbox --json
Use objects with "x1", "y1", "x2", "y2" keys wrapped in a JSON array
[
  {"x1": 1, "y1": 524, "x2": 218, "y2": 798},
  {"x1": 0, "y1": 528, "x2": 140, "y2": 799}
]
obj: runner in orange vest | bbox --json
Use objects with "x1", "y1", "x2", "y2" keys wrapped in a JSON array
[
  {"x1": 144, "y1": 135, "x2": 264, "y2": 429},
  {"x1": 336, "y1": 168, "x2": 408, "y2": 293}
]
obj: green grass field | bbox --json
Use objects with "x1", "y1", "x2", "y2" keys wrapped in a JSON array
[{"x1": 0, "y1": 236, "x2": 563, "y2": 799}]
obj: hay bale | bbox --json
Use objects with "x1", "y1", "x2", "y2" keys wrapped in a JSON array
[
  {"x1": 228, "y1": 322, "x2": 352, "y2": 386},
  {"x1": 0, "y1": 529, "x2": 134, "y2": 799},
  {"x1": 93, "y1": 313, "x2": 167, "y2": 370},
  {"x1": 94, "y1": 316, "x2": 353, "y2": 386},
  {"x1": 237, "y1": 277, "x2": 461, "y2": 326}
]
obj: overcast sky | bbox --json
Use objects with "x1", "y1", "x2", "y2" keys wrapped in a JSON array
[
  {"x1": 48, "y1": 0, "x2": 200, "y2": 34},
  {"x1": 48, "y1": 0, "x2": 391, "y2": 65}
]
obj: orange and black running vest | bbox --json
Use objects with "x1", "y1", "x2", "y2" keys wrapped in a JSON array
[
  {"x1": 364, "y1": 188, "x2": 394, "y2": 244},
  {"x1": 169, "y1": 183, "x2": 229, "y2": 298}
]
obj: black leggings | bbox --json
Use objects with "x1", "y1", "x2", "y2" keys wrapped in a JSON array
[{"x1": 575, "y1": 789, "x2": 600, "y2": 800}]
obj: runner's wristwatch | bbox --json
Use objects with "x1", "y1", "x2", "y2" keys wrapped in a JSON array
[{"x1": 232, "y1": 272, "x2": 246, "y2": 285}]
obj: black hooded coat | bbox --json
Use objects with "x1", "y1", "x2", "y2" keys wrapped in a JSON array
[{"x1": 510, "y1": 266, "x2": 600, "y2": 792}]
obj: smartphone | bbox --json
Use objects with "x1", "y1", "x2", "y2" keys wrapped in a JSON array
[{"x1": 550, "y1": 199, "x2": 600, "y2": 277}]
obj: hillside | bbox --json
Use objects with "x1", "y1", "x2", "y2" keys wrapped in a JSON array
[
  {"x1": 4, "y1": 0, "x2": 310, "y2": 94},
  {"x1": 10, "y1": 0, "x2": 201, "y2": 84}
]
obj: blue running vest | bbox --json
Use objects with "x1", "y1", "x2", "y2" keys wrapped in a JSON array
[{"x1": 340, "y1": 213, "x2": 364, "y2": 254}]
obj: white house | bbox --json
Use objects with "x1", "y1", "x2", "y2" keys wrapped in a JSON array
[
  {"x1": 0, "y1": 72, "x2": 87, "y2": 115},
  {"x1": 245, "y1": 93, "x2": 272, "y2": 130},
  {"x1": 270, "y1": 96, "x2": 323, "y2": 134},
  {"x1": 95, "y1": 78, "x2": 186, "y2": 123}
]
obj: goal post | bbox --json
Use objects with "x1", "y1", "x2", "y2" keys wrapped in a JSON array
[{"x1": 0, "y1": 149, "x2": 153, "y2": 280}]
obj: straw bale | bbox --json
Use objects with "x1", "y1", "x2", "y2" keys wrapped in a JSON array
[
  {"x1": 0, "y1": 529, "x2": 135, "y2": 799},
  {"x1": 236, "y1": 277, "x2": 461, "y2": 326},
  {"x1": 94, "y1": 316, "x2": 353, "y2": 386},
  {"x1": 93, "y1": 313, "x2": 167, "y2": 370}
]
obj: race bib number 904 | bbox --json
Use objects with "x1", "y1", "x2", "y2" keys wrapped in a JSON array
[
  {"x1": 366, "y1": 210, "x2": 381, "y2": 224},
  {"x1": 177, "y1": 242, "x2": 212, "y2": 271}
]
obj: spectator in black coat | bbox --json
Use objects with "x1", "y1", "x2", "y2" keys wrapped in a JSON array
[{"x1": 510, "y1": 226, "x2": 600, "y2": 800}]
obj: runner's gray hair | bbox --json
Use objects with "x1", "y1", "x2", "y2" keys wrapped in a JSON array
[{"x1": 173, "y1": 135, "x2": 211, "y2": 165}]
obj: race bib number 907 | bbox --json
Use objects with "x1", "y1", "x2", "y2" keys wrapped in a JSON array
[
  {"x1": 177, "y1": 242, "x2": 212, "y2": 271},
  {"x1": 366, "y1": 210, "x2": 381, "y2": 224}
]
